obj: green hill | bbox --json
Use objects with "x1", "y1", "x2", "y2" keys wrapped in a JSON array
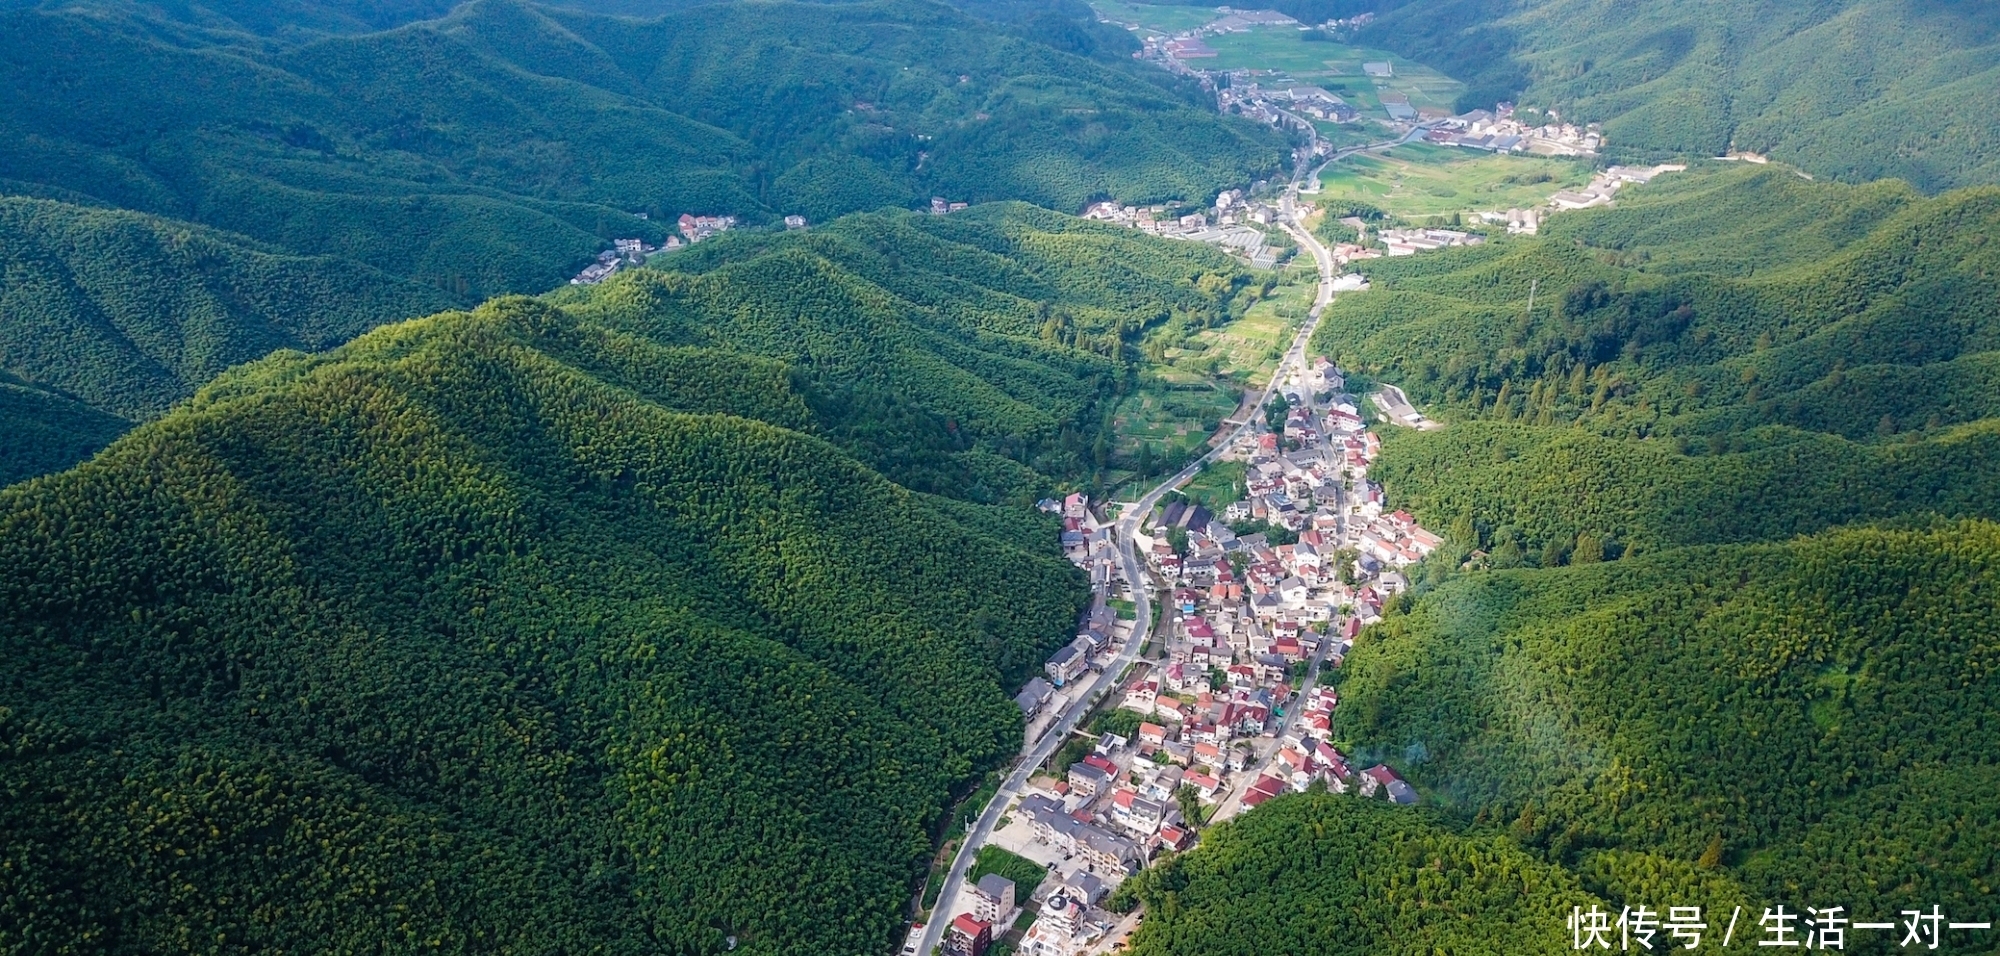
[
  {"x1": 0, "y1": 196, "x2": 458, "y2": 417},
  {"x1": 0, "y1": 0, "x2": 1282, "y2": 303},
  {"x1": 1113, "y1": 161, "x2": 2000, "y2": 954},
  {"x1": 1334, "y1": 519, "x2": 2000, "y2": 940},
  {"x1": 1313, "y1": 163, "x2": 2000, "y2": 557},
  {"x1": 0, "y1": 200, "x2": 1253, "y2": 954},
  {"x1": 1117, "y1": 795, "x2": 1616, "y2": 956},
  {"x1": 558, "y1": 202, "x2": 1257, "y2": 498},
  {"x1": 0, "y1": 376, "x2": 134, "y2": 488},
  {"x1": 0, "y1": 0, "x2": 1281, "y2": 484},
  {"x1": 1351, "y1": 0, "x2": 2000, "y2": 190}
]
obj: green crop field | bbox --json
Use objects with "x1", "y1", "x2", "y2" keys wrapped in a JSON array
[
  {"x1": 1316, "y1": 143, "x2": 1592, "y2": 220},
  {"x1": 1088, "y1": 0, "x2": 1220, "y2": 36},
  {"x1": 1313, "y1": 121, "x2": 1395, "y2": 150},
  {"x1": 1201, "y1": 33, "x2": 1466, "y2": 120},
  {"x1": 1171, "y1": 259, "x2": 1314, "y2": 384},
  {"x1": 1108, "y1": 378, "x2": 1240, "y2": 495}
]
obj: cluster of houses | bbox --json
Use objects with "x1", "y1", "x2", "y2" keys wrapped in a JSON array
[
  {"x1": 1310, "y1": 12, "x2": 1376, "y2": 32},
  {"x1": 1549, "y1": 163, "x2": 1690, "y2": 211},
  {"x1": 677, "y1": 213, "x2": 735, "y2": 242},
  {"x1": 1219, "y1": 81, "x2": 1358, "y2": 125},
  {"x1": 940, "y1": 873, "x2": 1030, "y2": 956},
  {"x1": 996, "y1": 737, "x2": 1202, "y2": 955},
  {"x1": 1014, "y1": 870, "x2": 1119, "y2": 956},
  {"x1": 1379, "y1": 226, "x2": 1484, "y2": 256},
  {"x1": 1476, "y1": 207, "x2": 1548, "y2": 236},
  {"x1": 1041, "y1": 492, "x2": 1120, "y2": 592},
  {"x1": 1117, "y1": 356, "x2": 1437, "y2": 818},
  {"x1": 564, "y1": 210, "x2": 766, "y2": 284},
  {"x1": 1425, "y1": 103, "x2": 1601, "y2": 156},
  {"x1": 1082, "y1": 187, "x2": 1285, "y2": 268},
  {"x1": 930, "y1": 197, "x2": 972, "y2": 215},
  {"x1": 966, "y1": 357, "x2": 1449, "y2": 956},
  {"x1": 569, "y1": 237, "x2": 670, "y2": 285},
  {"x1": 1238, "y1": 690, "x2": 1417, "y2": 810}
]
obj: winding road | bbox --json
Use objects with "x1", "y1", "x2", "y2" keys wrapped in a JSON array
[{"x1": 911, "y1": 167, "x2": 1347, "y2": 956}]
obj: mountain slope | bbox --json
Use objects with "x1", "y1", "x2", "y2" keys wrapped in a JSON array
[
  {"x1": 0, "y1": 376, "x2": 132, "y2": 487},
  {"x1": 1353, "y1": 0, "x2": 2000, "y2": 190},
  {"x1": 1106, "y1": 160, "x2": 2000, "y2": 954},
  {"x1": 1335, "y1": 520, "x2": 2000, "y2": 933},
  {"x1": 0, "y1": 0, "x2": 1283, "y2": 486},
  {"x1": 0, "y1": 300, "x2": 1071, "y2": 955},
  {"x1": 0, "y1": 203, "x2": 1250, "y2": 954},
  {"x1": 1118, "y1": 795, "x2": 1610, "y2": 956},
  {"x1": 0, "y1": 0, "x2": 1282, "y2": 302},
  {"x1": 1314, "y1": 162, "x2": 2000, "y2": 558},
  {"x1": 0, "y1": 195, "x2": 457, "y2": 416}
]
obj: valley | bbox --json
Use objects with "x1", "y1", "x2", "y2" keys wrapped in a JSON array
[{"x1": 3, "y1": 2, "x2": 2000, "y2": 956}]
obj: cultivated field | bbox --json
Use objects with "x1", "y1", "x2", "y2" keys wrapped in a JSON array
[
  {"x1": 1088, "y1": 0, "x2": 1219, "y2": 35},
  {"x1": 1318, "y1": 142, "x2": 1592, "y2": 220}
]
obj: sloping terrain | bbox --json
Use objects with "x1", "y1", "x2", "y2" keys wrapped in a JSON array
[
  {"x1": 1123, "y1": 162, "x2": 2000, "y2": 956},
  {"x1": 1342, "y1": 0, "x2": 2000, "y2": 190},
  {"x1": 0, "y1": 0, "x2": 1282, "y2": 301},
  {"x1": 0, "y1": 204, "x2": 1250, "y2": 955},
  {"x1": 0, "y1": 0, "x2": 1283, "y2": 482},
  {"x1": 0, "y1": 196, "x2": 457, "y2": 418},
  {"x1": 1316, "y1": 163, "x2": 2000, "y2": 558}
]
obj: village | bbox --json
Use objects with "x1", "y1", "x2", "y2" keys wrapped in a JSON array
[
  {"x1": 1081, "y1": 185, "x2": 1287, "y2": 267},
  {"x1": 921, "y1": 352, "x2": 1441, "y2": 956},
  {"x1": 914, "y1": 19, "x2": 1695, "y2": 956},
  {"x1": 567, "y1": 212, "x2": 739, "y2": 285},
  {"x1": 1424, "y1": 103, "x2": 1600, "y2": 156},
  {"x1": 572, "y1": 196, "x2": 982, "y2": 286},
  {"x1": 1081, "y1": 153, "x2": 1688, "y2": 271}
]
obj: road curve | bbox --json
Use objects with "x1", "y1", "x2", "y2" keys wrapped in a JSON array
[{"x1": 912, "y1": 132, "x2": 1352, "y2": 956}]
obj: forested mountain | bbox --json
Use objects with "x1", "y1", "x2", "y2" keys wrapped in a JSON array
[
  {"x1": 1315, "y1": 162, "x2": 2000, "y2": 559},
  {"x1": 1334, "y1": 520, "x2": 2000, "y2": 940},
  {"x1": 0, "y1": 375, "x2": 131, "y2": 488},
  {"x1": 1142, "y1": 0, "x2": 2000, "y2": 189},
  {"x1": 0, "y1": 205, "x2": 1248, "y2": 954},
  {"x1": 0, "y1": 0, "x2": 1280, "y2": 480},
  {"x1": 0, "y1": 0, "x2": 1281, "y2": 302},
  {"x1": 1345, "y1": 0, "x2": 2000, "y2": 190},
  {"x1": 1116, "y1": 795, "x2": 1609, "y2": 955},
  {"x1": 0, "y1": 196, "x2": 457, "y2": 474},
  {"x1": 1120, "y1": 161, "x2": 2000, "y2": 955},
  {"x1": 4, "y1": 0, "x2": 1131, "y2": 42}
]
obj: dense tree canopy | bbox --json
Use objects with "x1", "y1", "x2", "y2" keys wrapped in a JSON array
[
  {"x1": 0, "y1": 203, "x2": 1249, "y2": 955},
  {"x1": 0, "y1": 0, "x2": 1284, "y2": 480},
  {"x1": 1333, "y1": 521, "x2": 2000, "y2": 950},
  {"x1": 1129, "y1": 161, "x2": 2000, "y2": 956},
  {"x1": 1314, "y1": 163, "x2": 2000, "y2": 558},
  {"x1": 1119, "y1": 795, "x2": 1608, "y2": 955},
  {"x1": 1349, "y1": 0, "x2": 2000, "y2": 190}
]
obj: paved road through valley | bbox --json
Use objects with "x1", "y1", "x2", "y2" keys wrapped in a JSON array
[{"x1": 912, "y1": 117, "x2": 1358, "y2": 956}]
